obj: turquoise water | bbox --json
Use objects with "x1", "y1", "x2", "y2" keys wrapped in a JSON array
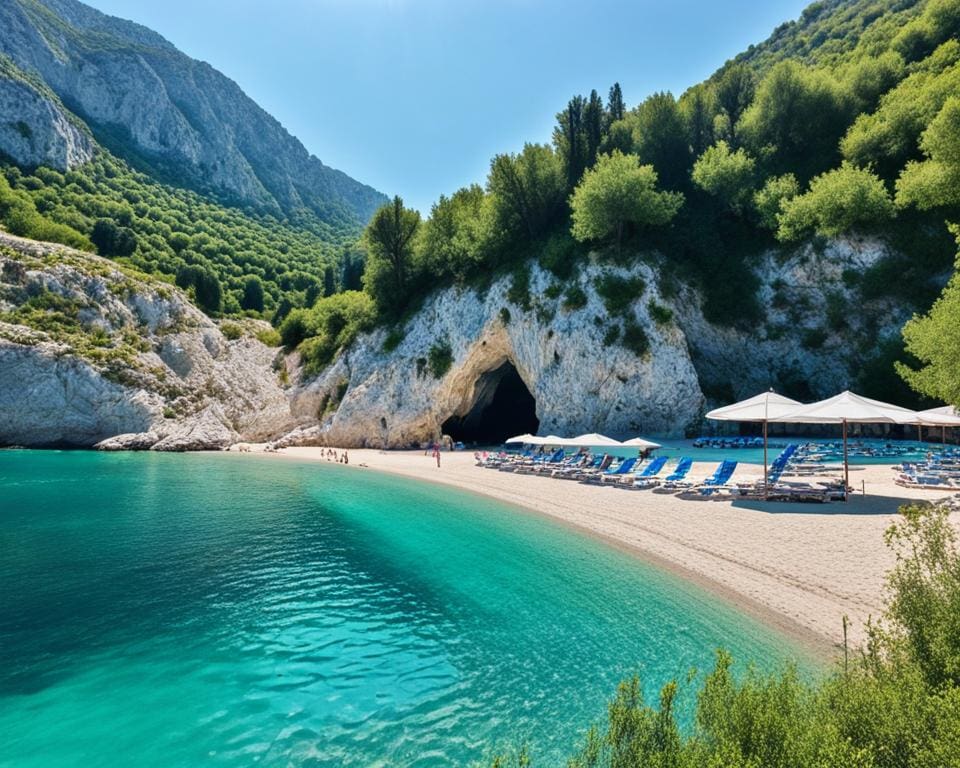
[{"x1": 0, "y1": 451, "x2": 808, "y2": 767}]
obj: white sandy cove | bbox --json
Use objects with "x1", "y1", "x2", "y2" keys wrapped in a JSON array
[{"x1": 245, "y1": 445, "x2": 958, "y2": 656}]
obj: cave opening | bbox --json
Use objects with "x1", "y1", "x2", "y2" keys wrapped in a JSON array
[{"x1": 442, "y1": 361, "x2": 539, "y2": 445}]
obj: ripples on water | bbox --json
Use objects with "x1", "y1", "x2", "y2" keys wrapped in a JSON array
[{"x1": 0, "y1": 452, "x2": 804, "y2": 766}]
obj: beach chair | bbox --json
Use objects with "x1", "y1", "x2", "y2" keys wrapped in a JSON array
[
  {"x1": 579, "y1": 456, "x2": 633, "y2": 485},
  {"x1": 598, "y1": 456, "x2": 638, "y2": 484},
  {"x1": 684, "y1": 460, "x2": 739, "y2": 497},
  {"x1": 624, "y1": 456, "x2": 668, "y2": 489},
  {"x1": 651, "y1": 457, "x2": 693, "y2": 493}
]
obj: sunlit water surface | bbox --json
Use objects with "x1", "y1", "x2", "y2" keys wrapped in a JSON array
[{"x1": 0, "y1": 451, "x2": 809, "y2": 766}]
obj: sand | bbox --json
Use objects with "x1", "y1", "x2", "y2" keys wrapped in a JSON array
[{"x1": 244, "y1": 445, "x2": 958, "y2": 656}]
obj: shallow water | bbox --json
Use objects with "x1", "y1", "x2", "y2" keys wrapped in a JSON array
[{"x1": 1, "y1": 451, "x2": 807, "y2": 766}]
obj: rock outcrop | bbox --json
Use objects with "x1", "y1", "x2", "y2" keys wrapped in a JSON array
[
  {"x1": 0, "y1": 0, "x2": 386, "y2": 224},
  {"x1": 0, "y1": 69, "x2": 94, "y2": 171},
  {"x1": 284, "y1": 237, "x2": 919, "y2": 449},
  {"x1": 0, "y1": 232, "x2": 298, "y2": 449},
  {"x1": 290, "y1": 260, "x2": 706, "y2": 448}
]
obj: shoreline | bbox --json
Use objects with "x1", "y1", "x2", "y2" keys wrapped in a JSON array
[
  {"x1": 261, "y1": 449, "x2": 836, "y2": 660},
  {"x1": 238, "y1": 445, "x2": 959, "y2": 660}
]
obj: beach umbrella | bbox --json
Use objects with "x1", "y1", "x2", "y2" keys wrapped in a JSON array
[
  {"x1": 705, "y1": 390, "x2": 803, "y2": 497},
  {"x1": 565, "y1": 433, "x2": 623, "y2": 447},
  {"x1": 622, "y1": 437, "x2": 662, "y2": 449},
  {"x1": 915, "y1": 405, "x2": 960, "y2": 444},
  {"x1": 777, "y1": 391, "x2": 920, "y2": 499}
]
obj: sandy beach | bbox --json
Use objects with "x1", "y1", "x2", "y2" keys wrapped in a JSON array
[{"x1": 246, "y1": 446, "x2": 957, "y2": 656}]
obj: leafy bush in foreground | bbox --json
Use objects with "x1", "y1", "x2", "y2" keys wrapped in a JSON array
[{"x1": 486, "y1": 504, "x2": 960, "y2": 767}]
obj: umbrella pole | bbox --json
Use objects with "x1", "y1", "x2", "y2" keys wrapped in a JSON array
[
  {"x1": 843, "y1": 419, "x2": 849, "y2": 502},
  {"x1": 763, "y1": 420, "x2": 769, "y2": 500}
]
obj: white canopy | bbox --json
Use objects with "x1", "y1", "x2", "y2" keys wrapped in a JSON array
[
  {"x1": 505, "y1": 433, "x2": 537, "y2": 444},
  {"x1": 528, "y1": 434, "x2": 566, "y2": 446},
  {"x1": 564, "y1": 433, "x2": 623, "y2": 447},
  {"x1": 706, "y1": 390, "x2": 803, "y2": 498},
  {"x1": 915, "y1": 406, "x2": 960, "y2": 426},
  {"x1": 776, "y1": 391, "x2": 919, "y2": 425},
  {"x1": 622, "y1": 437, "x2": 662, "y2": 449},
  {"x1": 706, "y1": 390, "x2": 803, "y2": 422}
]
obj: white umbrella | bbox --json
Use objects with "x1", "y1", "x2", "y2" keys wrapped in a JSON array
[
  {"x1": 565, "y1": 433, "x2": 623, "y2": 447},
  {"x1": 777, "y1": 391, "x2": 921, "y2": 498},
  {"x1": 706, "y1": 390, "x2": 803, "y2": 496},
  {"x1": 622, "y1": 437, "x2": 662, "y2": 449},
  {"x1": 915, "y1": 405, "x2": 960, "y2": 443}
]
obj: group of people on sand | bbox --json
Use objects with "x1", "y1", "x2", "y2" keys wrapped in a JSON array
[{"x1": 322, "y1": 448, "x2": 349, "y2": 464}]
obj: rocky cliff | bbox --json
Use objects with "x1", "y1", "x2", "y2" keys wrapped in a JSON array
[
  {"x1": 0, "y1": 56, "x2": 94, "y2": 171},
  {"x1": 286, "y1": 238, "x2": 912, "y2": 448},
  {"x1": 0, "y1": 232, "x2": 298, "y2": 449},
  {"x1": 0, "y1": 0, "x2": 386, "y2": 225}
]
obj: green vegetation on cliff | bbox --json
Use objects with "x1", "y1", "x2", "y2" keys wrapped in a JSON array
[
  {"x1": 0, "y1": 152, "x2": 360, "y2": 319},
  {"x1": 338, "y1": 0, "x2": 959, "y2": 376}
]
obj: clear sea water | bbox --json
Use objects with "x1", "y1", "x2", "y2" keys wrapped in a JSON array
[{"x1": 0, "y1": 451, "x2": 811, "y2": 767}]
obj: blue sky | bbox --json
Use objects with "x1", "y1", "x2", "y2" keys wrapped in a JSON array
[{"x1": 85, "y1": 0, "x2": 810, "y2": 213}]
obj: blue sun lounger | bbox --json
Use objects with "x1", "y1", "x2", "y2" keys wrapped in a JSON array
[
  {"x1": 652, "y1": 457, "x2": 694, "y2": 492},
  {"x1": 622, "y1": 456, "x2": 669, "y2": 489}
]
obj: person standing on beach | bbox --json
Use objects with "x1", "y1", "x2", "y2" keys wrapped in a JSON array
[{"x1": 433, "y1": 443, "x2": 441, "y2": 468}]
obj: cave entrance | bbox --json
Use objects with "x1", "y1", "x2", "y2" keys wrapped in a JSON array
[{"x1": 442, "y1": 361, "x2": 539, "y2": 446}]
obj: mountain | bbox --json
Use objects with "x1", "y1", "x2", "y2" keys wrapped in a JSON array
[{"x1": 0, "y1": 0, "x2": 386, "y2": 226}]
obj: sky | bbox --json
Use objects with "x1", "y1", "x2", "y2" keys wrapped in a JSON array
[{"x1": 84, "y1": 0, "x2": 811, "y2": 214}]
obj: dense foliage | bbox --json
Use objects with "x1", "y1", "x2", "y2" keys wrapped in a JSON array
[
  {"x1": 336, "y1": 0, "x2": 960, "y2": 350},
  {"x1": 0, "y1": 151, "x2": 361, "y2": 320},
  {"x1": 489, "y1": 504, "x2": 960, "y2": 767}
]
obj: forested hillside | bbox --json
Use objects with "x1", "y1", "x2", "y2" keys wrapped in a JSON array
[
  {"x1": 289, "y1": 0, "x2": 960, "y2": 405},
  {"x1": 0, "y1": 0, "x2": 383, "y2": 322}
]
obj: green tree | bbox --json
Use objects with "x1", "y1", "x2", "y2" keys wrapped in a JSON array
[
  {"x1": 607, "y1": 82, "x2": 626, "y2": 126},
  {"x1": 323, "y1": 265, "x2": 337, "y2": 298},
  {"x1": 898, "y1": 236, "x2": 960, "y2": 406},
  {"x1": 363, "y1": 196, "x2": 421, "y2": 316},
  {"x1": 691, "y1": 140, "x2": 757, "y2": 213},
  {"x1": 584, "y1": 89, "x2": 605, "y2": 169},
  {"x1": 554, "y1": 95, "x2": 588, "y2": 189},
  {"x1": 753, "y1": 173, "x2": 800, "y2": 230},
  {"x1": 896, "y1": 96, "x2": 960, "y2": 210},
  {"x1": 681, "y1": 84, "x2": 717, "y2": 157},
  {"x1": 487, "y1": 144, "x2": 565, "y2": 241},
  {"x1": 91, "y1": 218, "x2": 138, "y2": 257},
  {"x1": 777, "y1": 163, "x2": 894, "y2": 241},
  {"x1": 631, "y1": 92, "x2": 690, "y2": 189},
  {"x1": 714, "y1": 63, "x2": 754, "y2": 144},
  {"x1": 570, "y1": 151, "x2": 684, "y2": 249},
  {"x1": 416, "y1": 184, "x2": 488, "y2": 283},
  {"x1": 241, "y1": 276, "x2": 265, "y2": 312},
  {"x1": 739, "y1": 61, "x2": 849, "y2": 180}
]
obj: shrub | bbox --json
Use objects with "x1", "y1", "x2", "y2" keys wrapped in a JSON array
[
  {"x1": 255, "y1": 327, "x2": 281, "y2": 347},
  {"x1": 562, "y1": 285, "x2": 588, "y2": 311},
  {"x1": 647, "y1": 300, "x2": 673, "y2": 325},
  {"x1": 294, "y1": 291, "x2": 377, "y2": 375},
  {"x1": 382, "y1": 326, "x2": 405, "y2": 353},
  {"x1": 428, "y1": 340, "x2": 453, "y2": 378},
  {"x1": 602, "y1": 324, "x2": 621, "y2": 346},
  {"x1": 499, "y1": 307, "x2": 511, "y2": 325},
  {"x1": 507, "y1": 267, "x2": 532, "y2": 311},
  {"x1": 801, "y1": 327, "x2": 829, "y2": 349},
  {"x1": 595, "y1": 274, "x2": 645, "y2": 315},
  {"x1": 777, "y1": 164, "x2": 895, "y2": 241},
  {"x1": 220, "y1": 321, "x2": 243, "y2": 341},
  {"x1": 544, "y1": 282, "x2": 564, "y2": 300},
  {"x1": 620, "y1": 320, "x2": 650, "y2": 356}
]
